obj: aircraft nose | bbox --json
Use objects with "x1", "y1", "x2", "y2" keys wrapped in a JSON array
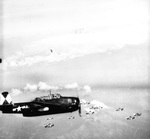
[
  {"x1": 73, "y1": 98, "x2": 79, "y2": 105},
  {"x1": 72, "y1": 98, "x2": 80, "y2": 106},
  {"x1": 71, "y1": 98, "x2": 81, "y2": 116}
]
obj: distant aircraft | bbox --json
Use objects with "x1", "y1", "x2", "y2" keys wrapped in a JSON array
[
  {"x1": 0, "y1": 91, "x2": 81, "y2": 117},
  {"x1": 50, "y1": 49, "x2": 53, "y2": 53},
  {"x1": 80, "y1": 99, "x2": 90, "y2": 105},
  {"x1": 126, "y1": 116, "x2": 135, "y2": 120},
  {"x1": 84, "y1": 108, "x2": 95, "y2": 115},
  {"x1": 44, "y1": 123, "x2": 54, "y2": 128},
  {"x1": 133, "y1": 113, "x2": 142, "y2": 117},
  {"x1": 116, "y1": 108, "x2": 124, "y2": 111},
  {"x1": 47, "y1": 117, "x2": 53, "y2": 120},
  {"x1": 90, "y1": 105, "x2": 103, "y2": 110},
  {"x1": 67, "y1": 116, "x2": 75, "y2": 119}
]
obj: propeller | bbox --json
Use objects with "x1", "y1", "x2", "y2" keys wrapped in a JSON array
[
  {"x1": 77, "y1": 96, "x2": 81, "y2": 117},
  {"x1": 78, "y1": 103, "x2": 81, "y2": 117}
]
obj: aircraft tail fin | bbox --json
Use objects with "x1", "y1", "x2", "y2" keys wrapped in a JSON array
[{"x1": 0, "y1": 92, "x2": 13, "y2": 105}]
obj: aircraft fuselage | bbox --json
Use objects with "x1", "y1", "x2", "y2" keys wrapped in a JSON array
[{"x1": 0, "y1": 93, "x2": 80, "y2": 117}]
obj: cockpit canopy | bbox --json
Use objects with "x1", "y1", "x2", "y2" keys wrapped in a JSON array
[{"x1": 33, "y1": 93, "x2": 61, "y2": 102}]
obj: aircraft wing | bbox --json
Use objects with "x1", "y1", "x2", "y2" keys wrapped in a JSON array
[
  {"x1": 14, "y1": 102, "x2": 31, "y2": 106},
  {"x1": 13, "y1": 100, "x2": 62, "y2": 110}
]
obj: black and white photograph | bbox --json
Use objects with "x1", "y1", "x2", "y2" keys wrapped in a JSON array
[{"x1": 0, "y1": 0, "x2": 150, "y2": 139}]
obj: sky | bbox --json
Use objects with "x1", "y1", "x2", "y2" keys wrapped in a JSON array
[{"x1": 0, "y1": 0, "x2": 149, "y2": 92}]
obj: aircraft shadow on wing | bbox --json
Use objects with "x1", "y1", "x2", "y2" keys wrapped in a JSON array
[{"x1": 0, "y1": 91, "x2": 81, "y2": 117}]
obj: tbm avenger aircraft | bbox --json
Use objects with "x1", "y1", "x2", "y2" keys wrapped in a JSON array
[{"x1": 0, "y1": 91, "x2": 81, "y2": 117}]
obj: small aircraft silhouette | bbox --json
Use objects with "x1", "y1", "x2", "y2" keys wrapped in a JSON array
[
  {"x1": 67, "y1": 116, "x2": 75, "y2": 119},
  {"x1": 44, "y1": 123, "x2": 54, "y2": 128},
  {"x1": 0, "y1": 91, "x2": 81, "y2": 117},
  {"x1": 47, "y1": 117, "x2": 53, "y2": 120},
  {"x1": 50, "y1": 49, "x2": 53, "y2": 53},
  {"x1": 116, "y1": 108, "x2": 124, "y2": 111},
  {"x1": 126, "y1": 116, "x2": 135, "y2": 120},
  {"x1": 133, "y1": 113, "x2": 142, "y2": 117},
  {"x1": 84, "y1": 108, "x2": 95, "y2": 115}
]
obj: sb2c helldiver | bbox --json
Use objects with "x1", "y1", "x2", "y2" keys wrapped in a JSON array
[{"x1": 0, "y1": 91, "x2": 81, "y2": 117}]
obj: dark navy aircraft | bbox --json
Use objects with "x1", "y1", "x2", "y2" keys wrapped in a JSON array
[{"x1": 0, "y1": 91, "x2": 81, "y2": 117}]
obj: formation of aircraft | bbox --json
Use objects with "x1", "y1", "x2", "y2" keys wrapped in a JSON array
[
  {"x1": 47, "y1": 117, "x2": 53, "y2": 120},
  {"x1": 133, "y1": 113, "x2": 142, "y2": 117},
  {"x1": 44, "y1": 123, "x2": 54, "y2": 128},
  {"x1": 90, "y1": 105, "x2": 103, "y2": 110},
  {"x1": 0, "y1": 91, "x2": 81, "y2": 117},
  {"x1": 80, "y1": 99, "x2": 90, "y2": 105},
  {"x1": 115, "y1": 107, "x2": 142, "y2": 120},
  {"x1": 126, "y1": 112, "x2": 142, "y2": 120},
  {"x1": 44, "y1": 115, "x2": 76, "y2": 129},
  {"x1": 84, "y1": 108, "x2": 95, "y2": 115},
  {"x1": 126, "y1": 116, "x2": 135, "y2": 120},
  {"x1": 67, "y1": 116, "x2": 75, "y2": 119}
]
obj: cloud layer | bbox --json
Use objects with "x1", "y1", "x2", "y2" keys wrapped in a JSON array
[
  {"x1": 3, "y1": 27, "x2": 149, "y2": 70},
  {"x1": 10, "y1": 82, "x2": 92, "y2": 96},
  {"x1": 2, "y1": 0, "x2": 149, "y2": 70}
]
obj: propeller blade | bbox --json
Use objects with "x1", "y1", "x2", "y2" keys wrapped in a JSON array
[
  {"x1": 77, "y1": 97, "x2": 81, "y2": 117},
  {"x1": 76, "y1": 92, "x2": 81, "y2": 117},
  {"x1": 79, "y1": 104, "x2": 81, "y2": 117}
]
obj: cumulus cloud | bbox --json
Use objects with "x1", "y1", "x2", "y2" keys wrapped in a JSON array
[
  {"x1": 83, "y1": 85, "x2": 92, "y2": 95},
  {"x1": 90, "y1": 100, "x2": 109, "y2": 109},
  {"x1": 11, "y1": 88, "x2": 23, "y2": 96},
  {"x1": 8, "y1": 82, "x2": 60, "y2": 96},
  {"x1": 12, "y1": 82, "x2": 92, "y2": 97},
  {"x1": 63, "y1": 83, "x2": 92, "y2": 97},
  {"x1": 79, "y1": 85, "x2": 92, "y2": 97},
  {"x1": 80, "y1": 99, "x2": 87, "y2": 104},
  {"x1": 64, "y1": 82, "x2": 79, "y2": 90},
  {"x1": 23, "y1": 83, "x2": 38, "y2": 92},
  {"x1": 38, "y1": 82, "x2": 59, "y2": 91},
  {"x1": 23, "y1": 82, "x2": 60, "y2": 92}
]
